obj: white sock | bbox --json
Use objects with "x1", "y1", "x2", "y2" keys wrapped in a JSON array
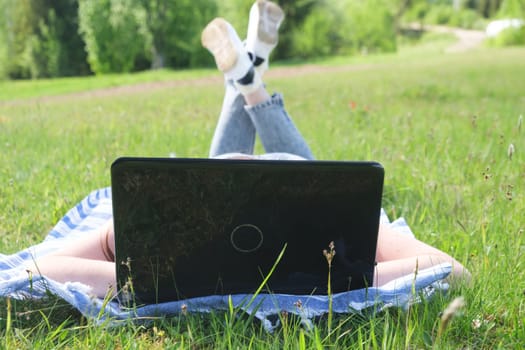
[{"x1": 234, "y1": 68, "x2": 263, "y2": 95}]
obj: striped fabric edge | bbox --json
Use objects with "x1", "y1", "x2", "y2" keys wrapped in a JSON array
[{"x1": 0, "y1": 188, "x2": 112, "y2": 280}]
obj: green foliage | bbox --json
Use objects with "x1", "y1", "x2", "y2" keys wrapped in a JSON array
[
  {"x1": 0, "y1": 0, "x2": 401, "y2": 74},
  {"x1": 496, "y1": 0, "x2": 525, "y2": 17},
  {"x1": 0, "y1": 0, "x2": 6, "y2": 79},
  {"x1": 2, "y1": 0, "x2": 42, "y2": 78},
  {"x1": 77, "y1": 0, "x2": 217, "y2": 73},
  {"x1": 50, "y1": 0, "x2": 91, "y2": 76},
  {"x1": 448, "y1": 7, "x2": 485, "y2": 28},
  {"x1": 336, "y1": 0, "x2": 397, "y2": 55},
  {"x1": 286, "y1": 0, "x2": 398, "y2": 59},
  {"x1": 215, "y1": 0, "x2": 253, "y2": 35},
  {"x1": 274, "y1": 0, "x2": 319, "y2": 59},
  {"x1": 487, "y1": 25, "x2": 525, "y2": 44},
  {"x1": 403, "y1": 1, "x2": 431, "y2": 23},
  {"x1": 134, "y1": 0, "x2": 218, "y2": 69},
  {"x1": 464, "y1": 0, "x2": 503, "y2": 17},
  {"x1": 78, "y1": 0, "x2": 149, "y2": 74},
  {"x1": 157, "y1": 0, "x2": 218, "y2": 68},
  {"x1": 289, "y1": 4, "x2": 337, "y2": 58},
  {"x1": 425, "y1": 3, "x2": 456, "y2": 24},
  {"x1": 21, "y1": 9, "x2": 62, "y2": 78},
  {"x1": 0, "y1": 0, "x2": 89, "y2": 79},
  {"x1": 0, "y1": 0, "x2": 516, "y2": 78},
  {"x1": 420, "y1": 4, "x2": 484, "y2": 29}
]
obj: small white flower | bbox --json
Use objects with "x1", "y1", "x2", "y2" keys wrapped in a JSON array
[{"x1": 508, "y1": 143, "x2": 515, "y2": 160}]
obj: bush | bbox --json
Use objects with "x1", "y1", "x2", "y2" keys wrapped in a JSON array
[
  {"x1": 78, "y1": 0, "x2": 149, "y2": 74},
  {"x1": 0, "y1": 1, "x2": 90, "y2": 79},
  {"x1": 157, "y1": 0, "x2": 218, "y2": 69},
  {"x1": 215, "y1": 0, "x2": 253, "y2": 35},
  {"x1": 78, "y1": 0, "x2": 217, "y2": 73},
  {"x1": 422, "y1": 4, "x2": 485, "y2": 29},
  {"x1": 336, "y1": 0, "x2": 397, "y2": 55},
  {"x1": 1, "y1": 0, "x2": 54, "y2": 79},
  {"x1": 497, "y1": 0, "x2": 525, "y2": 18},
  {"x1": 448, "y1": 8, "x2": 485, "y2": 29},
  {"x1": 290, "y1": 5, "x2": 336, "y2": 58},
  {"x1": 21, "y1": 10, "x2": 63, "y2": 78},
  {"x1": 272, "y1": 0, "x2": 320, "y2": 60},
  {"x1": 487, "y1": 26, "x2": 525, "y2": 45},
  {"x1": 0, "y1": 6, "x2": 6, "y2": 80},
  {"x1": 424, "y1": 4, "x2": 456, "y2": 25},
  {"x1": 403, "y1": 2, "x2": 431, "y2": 24},
  {"x1": 0, "y1": 46, "x2": 5, "y2": 80}
]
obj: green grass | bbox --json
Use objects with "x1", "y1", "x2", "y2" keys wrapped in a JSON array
[
  {"x1": 0, "y1": 68, "x2": 215, "y2": 102},
  {"x1": 0, "y1": 41, "x2": 524, "y2": 348}
]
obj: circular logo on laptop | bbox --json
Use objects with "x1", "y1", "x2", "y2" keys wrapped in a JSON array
[{"x1": 230, "y1": 224, "x2": 263, "y2": 253}]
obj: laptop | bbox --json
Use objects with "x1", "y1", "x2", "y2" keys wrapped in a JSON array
[{"x1": 111, "y1": 157, "x2": 384, "y2": 304}]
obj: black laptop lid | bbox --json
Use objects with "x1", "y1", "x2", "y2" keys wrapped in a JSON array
[{"x1": 111, "y1": 157, "x2": 384, "y2": 304}]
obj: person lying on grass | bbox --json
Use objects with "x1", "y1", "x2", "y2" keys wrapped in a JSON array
[{"x1": 24, "y1": 0, "x2": 470, "y2": 299}]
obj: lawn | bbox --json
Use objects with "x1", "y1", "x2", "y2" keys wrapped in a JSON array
[{"x1": 0, "y1": 38, "x2": 524, "y2": 348}]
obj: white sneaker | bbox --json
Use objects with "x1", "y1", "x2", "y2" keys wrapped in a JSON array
[
  {"x1": 245, "y1": 0, "x2": 285, "y2": 75},
  {"x1": 202, "y1": 18, "x2": 262, "y2": 94},
  {"x1": 201, "y1": 18, "x2": 253, "y2": 81}
]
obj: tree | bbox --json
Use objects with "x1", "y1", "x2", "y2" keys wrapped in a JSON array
[
  {"x1": 78, "y1": 0, "x2": 218, "y2": 73},
  {"x1": 137, "y1": 0, "x2": 218, "y2": 69},
  {"x1": 464, "y1": 0, "x2": 503, "y2": 17},
  {"x1": 50, "y1": 0, "x2": 90, "y2": 76},
  {"x1": 275, "y1": 0, "x2": 318, "y2": 59},
  {"x1": 338, "y1": 0, "x2": 397, "y2": 55},
  {"x1": 0, "y1": 0, "x2": 7, "y2": 79},
  {"x1": 0, "y1": 0, "x2": 89, "y2": 79},
  {"x1": 497, "y1": 0, "x2": 525, "y2": 17},
  {"x1": 78, "y1": 0, "x2": 149, "y2": 74},
  {"x1": 3, "y1": 0, "x2": 39, "y2": 78}
]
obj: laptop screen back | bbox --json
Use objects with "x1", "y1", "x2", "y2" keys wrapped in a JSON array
[{"x1": 111, "y1": 157, "x2": 384, "y2": 303}]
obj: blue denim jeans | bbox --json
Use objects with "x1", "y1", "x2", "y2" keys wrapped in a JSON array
[{"x1": 209, "y1": 82, "x2": 314, "y2": 160}]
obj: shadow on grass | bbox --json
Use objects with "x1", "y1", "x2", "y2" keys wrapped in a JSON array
[{"x1": 0, "y1": 295, "x2": 83, "y2": 330}]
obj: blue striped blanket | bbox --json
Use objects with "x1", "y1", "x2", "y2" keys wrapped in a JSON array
[{"x1": 0, "y1": 188, "x2": 451, "y2": 330}]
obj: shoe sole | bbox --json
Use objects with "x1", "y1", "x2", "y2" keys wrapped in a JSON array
[
  {"x1": 201, "y1": 18, "x2": 238, "y2": 72},
  {"x1": 256, "y1": 0, "x2": 284, "y2": 45}
]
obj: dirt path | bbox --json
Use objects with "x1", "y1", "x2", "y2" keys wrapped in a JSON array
[
  {"x1": 0, "y1": 64, "x2": 378, "y2": 106},
  {"x1": 1, "y1": 26, "x2": 486, "y2": 105},
  {"x1": 424, "y1": 24, "x2": 486, "y2": 53}
]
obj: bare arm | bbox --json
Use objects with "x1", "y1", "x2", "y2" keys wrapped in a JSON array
[
  {"x1": 374, "y1": 223, "x2": 470, "y2": 286},
  {"x1": 26, "y1": 220, "x2": 116, "y2": 298},
  {"x1": 28, "y1": 256, "x2": 116, "y2": 298}
]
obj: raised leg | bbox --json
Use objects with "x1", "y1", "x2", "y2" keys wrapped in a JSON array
[
  {"x1": 244, "y1": 91, "x2": 314, "y2": 159},
  {"x1": 202, "y1": 9, "x2": 313, "y2": 160},
  {"x1": 209, "y1": 81, "x2": 256, "y2": 157}
]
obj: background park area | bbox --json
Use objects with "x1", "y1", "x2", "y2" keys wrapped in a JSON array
[{"x1": 1, "y1": 0, "x2": 524, "y2": 348}]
